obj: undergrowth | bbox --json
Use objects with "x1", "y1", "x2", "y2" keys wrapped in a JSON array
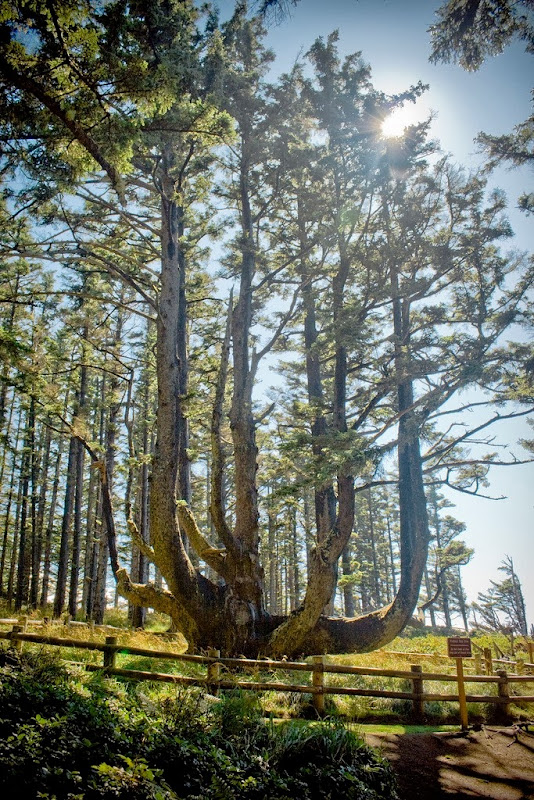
[
  {"x1": 0, "y1": 650, "x2": 399, "y2": 800},
  {"x1": 2, "y1": 615, "x2": 532, "y2": 724}
]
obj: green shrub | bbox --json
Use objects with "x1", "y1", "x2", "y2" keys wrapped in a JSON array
[
  {"x1": 271, "y1": 720, "x2": 398, "y2": 800},
  {"x1": 0, "y1": 654, "x2": 398, "y2": 800}
]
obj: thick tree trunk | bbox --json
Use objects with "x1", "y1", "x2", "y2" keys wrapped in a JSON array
[
  {"x1": 226, "y1": 152, "x2": 265, "y2": 619},
  {"x1": 386, "y1": 511, "x2": 397, "y2": 596},
  {"x1": 119, "y1": 155, "x2": 232, "y2": 649},
  {"x1": 146, "y1": 172, "x2": 207, "y2": 643}
]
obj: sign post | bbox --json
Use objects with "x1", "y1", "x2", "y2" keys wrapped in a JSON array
[{"x1": 448, "y1": 637, "x2": 472, "y2": 731}]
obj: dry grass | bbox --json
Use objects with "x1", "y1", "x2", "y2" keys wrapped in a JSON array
[{"x1": 1, "y1": 610, "x2": 532, "y2": 724}]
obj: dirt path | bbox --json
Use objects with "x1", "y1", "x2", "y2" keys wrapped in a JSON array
[{"x1": 364, "y1": 726, "x2": 534, "y2": 799}]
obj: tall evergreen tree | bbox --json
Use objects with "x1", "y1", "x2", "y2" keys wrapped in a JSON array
[{"x1": 0, "y1": 2, "x2": 531, "y2": 656}]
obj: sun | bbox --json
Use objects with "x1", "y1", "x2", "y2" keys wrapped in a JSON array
[{"x1": 381, "y1": 102, "x2": 431, "y2": 138}]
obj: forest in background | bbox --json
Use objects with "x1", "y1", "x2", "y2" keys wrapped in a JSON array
[{"x1": 0, "y1": 0, "x2": 532, "y2": 655}]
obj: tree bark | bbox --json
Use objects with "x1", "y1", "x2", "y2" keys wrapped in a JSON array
[
  {"x1": 15, "y1": 399, "x2": 34, "y2": 610},
  {"x1": 53, "y1": 433, "x2": 77, "y2": 618}
]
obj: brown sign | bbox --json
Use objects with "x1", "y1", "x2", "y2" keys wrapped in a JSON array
[{"x1": 447, "y1": 637, "x2": 472, "y2": 659}]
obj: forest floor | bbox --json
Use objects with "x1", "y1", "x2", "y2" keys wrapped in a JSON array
[{"x1": 364, "y1": 725, "x2": 534, "y2": 799}]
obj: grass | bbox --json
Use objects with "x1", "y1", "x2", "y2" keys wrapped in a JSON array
[
  {"x1": 356, "y1": 723, "x2": 458, "y2": 734},
  {"x1": 1, "y1": 610, "x2": 533, "y2": 726}
]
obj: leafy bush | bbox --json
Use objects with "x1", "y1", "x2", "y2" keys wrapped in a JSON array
[
  {"x1": 0, "y1": 651, "x2": 398, "y2": 800},
  {"x1": 271, "y1": 720, "x2": 398, "y2": 799}
]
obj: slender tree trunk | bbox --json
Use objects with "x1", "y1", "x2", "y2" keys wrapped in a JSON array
[
  {"x1": 431, "y1": 489, "x2": 451, "y2": 627},
  {"x1": 367, "y1": 488, "x2": 381, "y2": 607},
  {"x1": 0, "y1": 406, "x2": 21, "y2": 597},
  {"x1": 82, "y1": 438, "x2": 98, "y2": 617},
  {"x1": 290, "y1": 505, "x2": 300, "y2": 610},
  {"x1": 15, "y1": 399, "x2": 35, "y2": 610},
  {"x1": 40, "y1": 427, "x2": 66, "y2": 609},
  {"x1": 53, "y1": 433, "x2": 77, "y2": 618},
  {"x1": 267, "y1": 488, "x2": 279, "y2": 614},
  {"x1": 0, "y1": 276, "x2": 19, "y2": 431},
  {"x1": 7, "y1": 472, "x2": 23, "y2": 607},
  {"x1": 424, "y1": 566, "x2": 437, "y2": 626},
  {"x1": 91, "y1": 375, "x2": 108, "y2": 624},
  {"x1": 0, "y1": 386, "x2": 16, "y2": 487},
  {"x1": 30, "y1": 423, "x2": 51, "y2": 608},
  {"x1": 128, "y1": 354, "x2": 151, "y2": 629},
  {"x1": 68, "y1": 434, "x2": 85, "y2": 617},
  {"x1": 92, "y1": 496, "x2": 108, "y2": 624},
  {"x1": 342, "y1": 542, "x2": 356, "y2": 616},
  {"x1": 68, "y1": 338, "x2": 88, "y2": 618}
]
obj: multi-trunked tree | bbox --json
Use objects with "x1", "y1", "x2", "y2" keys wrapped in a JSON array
[{"x1": 0, "y1": 1, "x2": 531, "y2": 655}]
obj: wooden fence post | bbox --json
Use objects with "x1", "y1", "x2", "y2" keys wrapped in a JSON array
[
  {"x1": 516, "y1": 659, "x2": 525, "y2": 675},
  {"x1": 484, "y1": 647, "x2": 493, "y2": 675},
  {"x1": 474, "y1": 653, "x2": 482, "y2": 674},
  {"x1": 10, "y1": 624, "x2": 24, "y2": 654},
  {"x1": 410, "y1": 664, "x2": 424, "y2": 721},
  {"x1": 207, "y1": 649, "x2": 221, "y2": 695},
  {"x1": 496, "y1": 670, "x2": 511, "y2": 724},
  {"x1": 527, "y1": 641, "x2": 534, "y2": 666},
  {"x1": 103, "y1": 636, "x2": 118, "y2": 670},
  {"x1": 312, "y1": 656, "x2": 325, "y2": 715}
]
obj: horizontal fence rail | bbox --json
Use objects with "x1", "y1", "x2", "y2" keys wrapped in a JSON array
[{"x1": 2, "y1": 624, "x2": 534, "y2": 727}]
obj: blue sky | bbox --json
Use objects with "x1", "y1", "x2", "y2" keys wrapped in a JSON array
[{"x1": 218, "y1": 0, "x2": 534, "y2": 627}]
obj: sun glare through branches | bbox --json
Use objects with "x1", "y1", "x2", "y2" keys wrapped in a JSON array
[{"x1": 381, "y1": 100, "x2": 432, "y2": 137}]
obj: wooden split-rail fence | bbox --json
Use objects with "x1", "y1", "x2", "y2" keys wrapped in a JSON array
[{"x1": 2, "y1": 619, "x2": 534, "y2": 728}]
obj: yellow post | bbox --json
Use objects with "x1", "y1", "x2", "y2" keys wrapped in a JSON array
[
  {"x1": 455, "y1": 657, "x2": 469, "y2": 731},
  {"x1": 312, "y1": 655, "x2": 325, "y2": 715}
]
